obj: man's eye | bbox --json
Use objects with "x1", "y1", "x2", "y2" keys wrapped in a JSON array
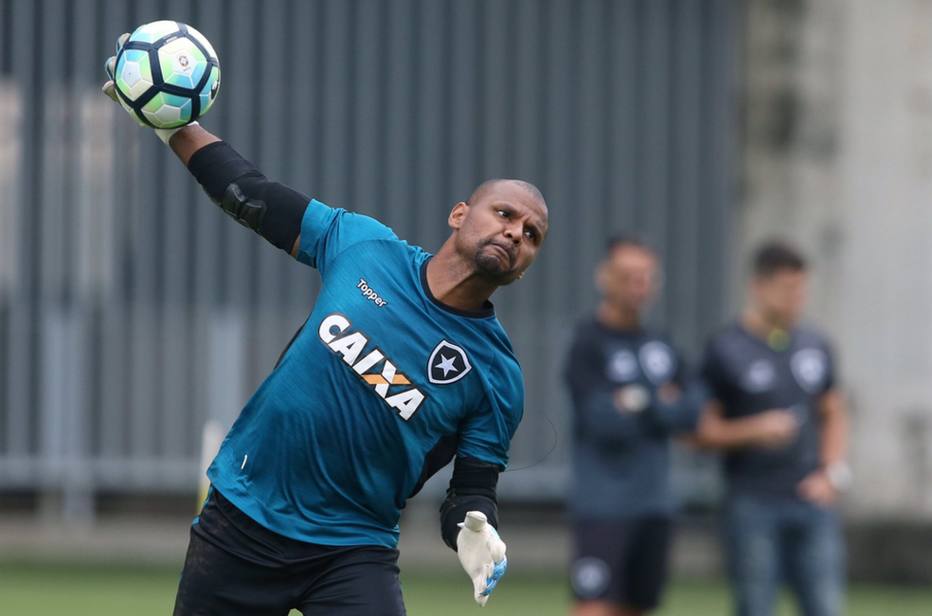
[
  {"x1": 497, "y1": 209, "x2": 510, "y2": 218},
  {"x1": 524, "y1": 229, "x2": 536, "y2": 240}
]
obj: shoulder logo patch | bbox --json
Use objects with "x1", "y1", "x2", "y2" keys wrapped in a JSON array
[
  {"x1": 791, "y1": 348, "x2": 828, "y2": 394},
  {"x1": 428, "y1": 340, "x2": 472, "y2": 384},
  {"x1": 743, "y1": 358, "x2": 776, "y2": 393},
  {"x1": 607, "y1": 349, "x2": 639, "y2": 382},
  {"x1": 639, "y1": 341, "x2": 676, "y2": 385}
]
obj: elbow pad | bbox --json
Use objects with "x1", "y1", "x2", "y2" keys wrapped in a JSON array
[
  {"x1": 439, "y1": 457, "x2": 501, "y2": 550},
  {"x1": 220, "y1": 176, "x2": 307, "y2": 252},
  {"x1": 188, "y1": 141, "x2": 308, "y2": 252}
]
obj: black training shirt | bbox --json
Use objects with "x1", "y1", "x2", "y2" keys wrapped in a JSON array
[{"x1": 701, "y1": 322, "x2": 837, "y2": 499}]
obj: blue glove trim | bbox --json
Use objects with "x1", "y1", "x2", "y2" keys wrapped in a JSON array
[{"x1": 481, "y1": 556, "x2": 508, "y2": 596}]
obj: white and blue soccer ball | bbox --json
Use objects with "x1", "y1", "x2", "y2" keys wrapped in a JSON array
[{"x1": 113, "y1": 20, "x2": 221, "y2": 129}]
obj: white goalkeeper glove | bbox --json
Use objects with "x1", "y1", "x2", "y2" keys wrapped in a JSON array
[
  {"x1": 101, "y1": 32, "x2": 196, "y2": 145},
  {"x1": 456, "y1": 511, "x2": 508, "y2": 607}
]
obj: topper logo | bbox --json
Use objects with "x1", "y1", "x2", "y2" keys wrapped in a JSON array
[{"x1": 357, "y1": 279, "x2": 387, "y2": 307}]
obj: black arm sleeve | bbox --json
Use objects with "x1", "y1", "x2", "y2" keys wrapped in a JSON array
[
  {"x1": 439, "y1": 456, "x2": 501, "y2": 551},
  {"x1": 187, "y1": 141, "x2": 308, "y2": 253}
]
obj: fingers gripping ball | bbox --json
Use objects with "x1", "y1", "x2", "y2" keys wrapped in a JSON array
[{"x1": 112, "y1": 21, "x2": 220, "y2": 129}]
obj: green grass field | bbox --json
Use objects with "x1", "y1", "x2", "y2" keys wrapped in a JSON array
[{"x1": 1, "y1": 563, "x2": 930, "y2": 615}]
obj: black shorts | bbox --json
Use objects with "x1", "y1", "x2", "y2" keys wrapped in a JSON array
[
  {"x1": 570, "y1": 516, "x2": 673, "y2": 610},
  {"x1": 173, "y1": 489, "x2": 406, "y2": 616}
]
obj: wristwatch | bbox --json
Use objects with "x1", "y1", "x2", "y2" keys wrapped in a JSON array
[{"x1": 824, "y1": 462, "x2": 853, "y2": 492}]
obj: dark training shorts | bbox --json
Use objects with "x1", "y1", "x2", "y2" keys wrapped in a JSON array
[
  {"x1": 570, "y1": 516, "x2": 673, "y2": 611},
  {"x1": 173, "y1": 489, "x2": 406, "y2": 616}
]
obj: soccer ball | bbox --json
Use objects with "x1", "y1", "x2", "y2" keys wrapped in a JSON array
[{"x1": 113, "y1": 20, "x2": 221, "y2": 129}]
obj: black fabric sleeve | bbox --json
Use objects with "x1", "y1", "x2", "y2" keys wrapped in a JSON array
[
  {"x1": 564, "y1": 324, "x2": 651, "y2": 445},
  {"x1": 563, "y1": 324, "x2": 603, "y2": 402},
  {"x1": 187, "y1": 141, "x2": 308, "y2": 252},
  {"x1": 439, "y1": 456, "x2": 500, "y2": 551},
  {"x1": 186, "y1": 141, "x2": 257, "y2": 200}
]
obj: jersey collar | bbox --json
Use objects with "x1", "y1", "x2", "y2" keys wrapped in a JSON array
[{"x1": 419, "y1": 259, "x2": 496, "y2": 319}]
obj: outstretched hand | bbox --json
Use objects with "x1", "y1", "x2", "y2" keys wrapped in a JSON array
[{"x1": 456, "y1": 511, "x2": 508, "y2": 607}]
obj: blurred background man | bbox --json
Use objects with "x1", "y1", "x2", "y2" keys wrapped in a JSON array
[
  {"x1": 564, "y1": 237, "x2": 701, "y2": 616},
  {"x1": 696, "y1": 241, "x2": 850, "y2": 616}
]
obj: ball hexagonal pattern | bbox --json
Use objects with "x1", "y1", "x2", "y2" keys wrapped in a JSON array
[
  {"x1": 115, "y1": 49, "x2": 154, "y2": 102},
  {"x1": 141, "y1": 92, "x2": 193, "y2": 129},
  {"x1": 113, "y1": 21, "x2": 220, "y2": 129}
]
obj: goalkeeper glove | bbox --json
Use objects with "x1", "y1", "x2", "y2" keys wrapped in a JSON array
[
  {"x1": 101, "y1": 32, "x2": 196, "y2": 145},
  {"x1": 456, "y1": 511, "x2": 508, "y2": 607}
]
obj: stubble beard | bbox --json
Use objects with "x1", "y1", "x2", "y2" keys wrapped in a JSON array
[{"x1": 474, "y1": 244, "x2": 519, "y2": 286}]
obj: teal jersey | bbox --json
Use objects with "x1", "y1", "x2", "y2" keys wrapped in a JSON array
[{"x1": 207, "y1": 199, "x2": 525, "y2": 548}]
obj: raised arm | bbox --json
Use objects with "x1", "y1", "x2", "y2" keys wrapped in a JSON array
[
  {"x1": 175, "y1": 129, "x2": 307, "y2": 257},
  {"x1": 103, "y1": 37, "x2": 307, "y2": 257}
]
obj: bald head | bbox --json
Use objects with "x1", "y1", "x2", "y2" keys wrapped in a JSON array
[
  {"x1": 467, "y1": 178, "x2": 548, "y2": 214},
  {"x1": 442, "y1": 177, "x2": 548, "y2": 287}
]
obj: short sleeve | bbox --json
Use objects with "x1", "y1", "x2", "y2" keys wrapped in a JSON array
[
  {"x1": 457, "y1": 383, "x2": 524, "y2": 470},
  {"x1": 700, "y1": 339, "x2": 726, "y2": 400},
  {"x1": 563, "y1": 325, "x2": 603, "y2": 402},
  {"x1": 296, "y1": 199, "x2": 398, "y2": 276}
]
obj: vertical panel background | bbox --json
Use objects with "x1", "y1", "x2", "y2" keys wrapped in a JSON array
[{"x1": 0, "y1": 0, "x2": 737, "y2": 502}]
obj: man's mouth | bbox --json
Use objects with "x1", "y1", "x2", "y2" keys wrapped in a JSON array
[{"x1": 486, "y1": 242, "x2": 514, "y2": 265}]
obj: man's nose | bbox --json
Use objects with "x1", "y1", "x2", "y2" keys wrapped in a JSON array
[{"x1": 503, "y1": 222, "x2": 522, "y2": 244}]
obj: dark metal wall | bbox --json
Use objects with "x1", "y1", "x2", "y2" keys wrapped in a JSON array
[{"x1": 0, "y1": 0, "x2": 736, "y2": 505}]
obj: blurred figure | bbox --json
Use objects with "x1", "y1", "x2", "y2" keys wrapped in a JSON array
[
  {"x1": 564, "y1": 237, "x2": 702, "y2": 616},
  {"x1": 695, "y1": 241, "x2": 850, "y2": 616}
]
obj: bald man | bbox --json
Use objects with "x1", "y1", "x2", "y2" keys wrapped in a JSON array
[{"x1": 103, "y1": 46, "x2": 549, "y2": 615}]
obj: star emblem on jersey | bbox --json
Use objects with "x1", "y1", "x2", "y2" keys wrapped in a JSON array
[
  {"x1": 428, "y1": 340, "x2": 472, "y2": 384},
  {"x1": 436, "y1": 355, "x2": 458, "y2": 377}
]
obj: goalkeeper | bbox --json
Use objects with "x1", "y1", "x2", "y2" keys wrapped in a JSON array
[{"x1": 104, "y1": 33, "x2": 547, "y2": 616}]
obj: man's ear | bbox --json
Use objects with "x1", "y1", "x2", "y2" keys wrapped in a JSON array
[{"x1": 449, "y1": 201, "x2": 469, "y2": 230}]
